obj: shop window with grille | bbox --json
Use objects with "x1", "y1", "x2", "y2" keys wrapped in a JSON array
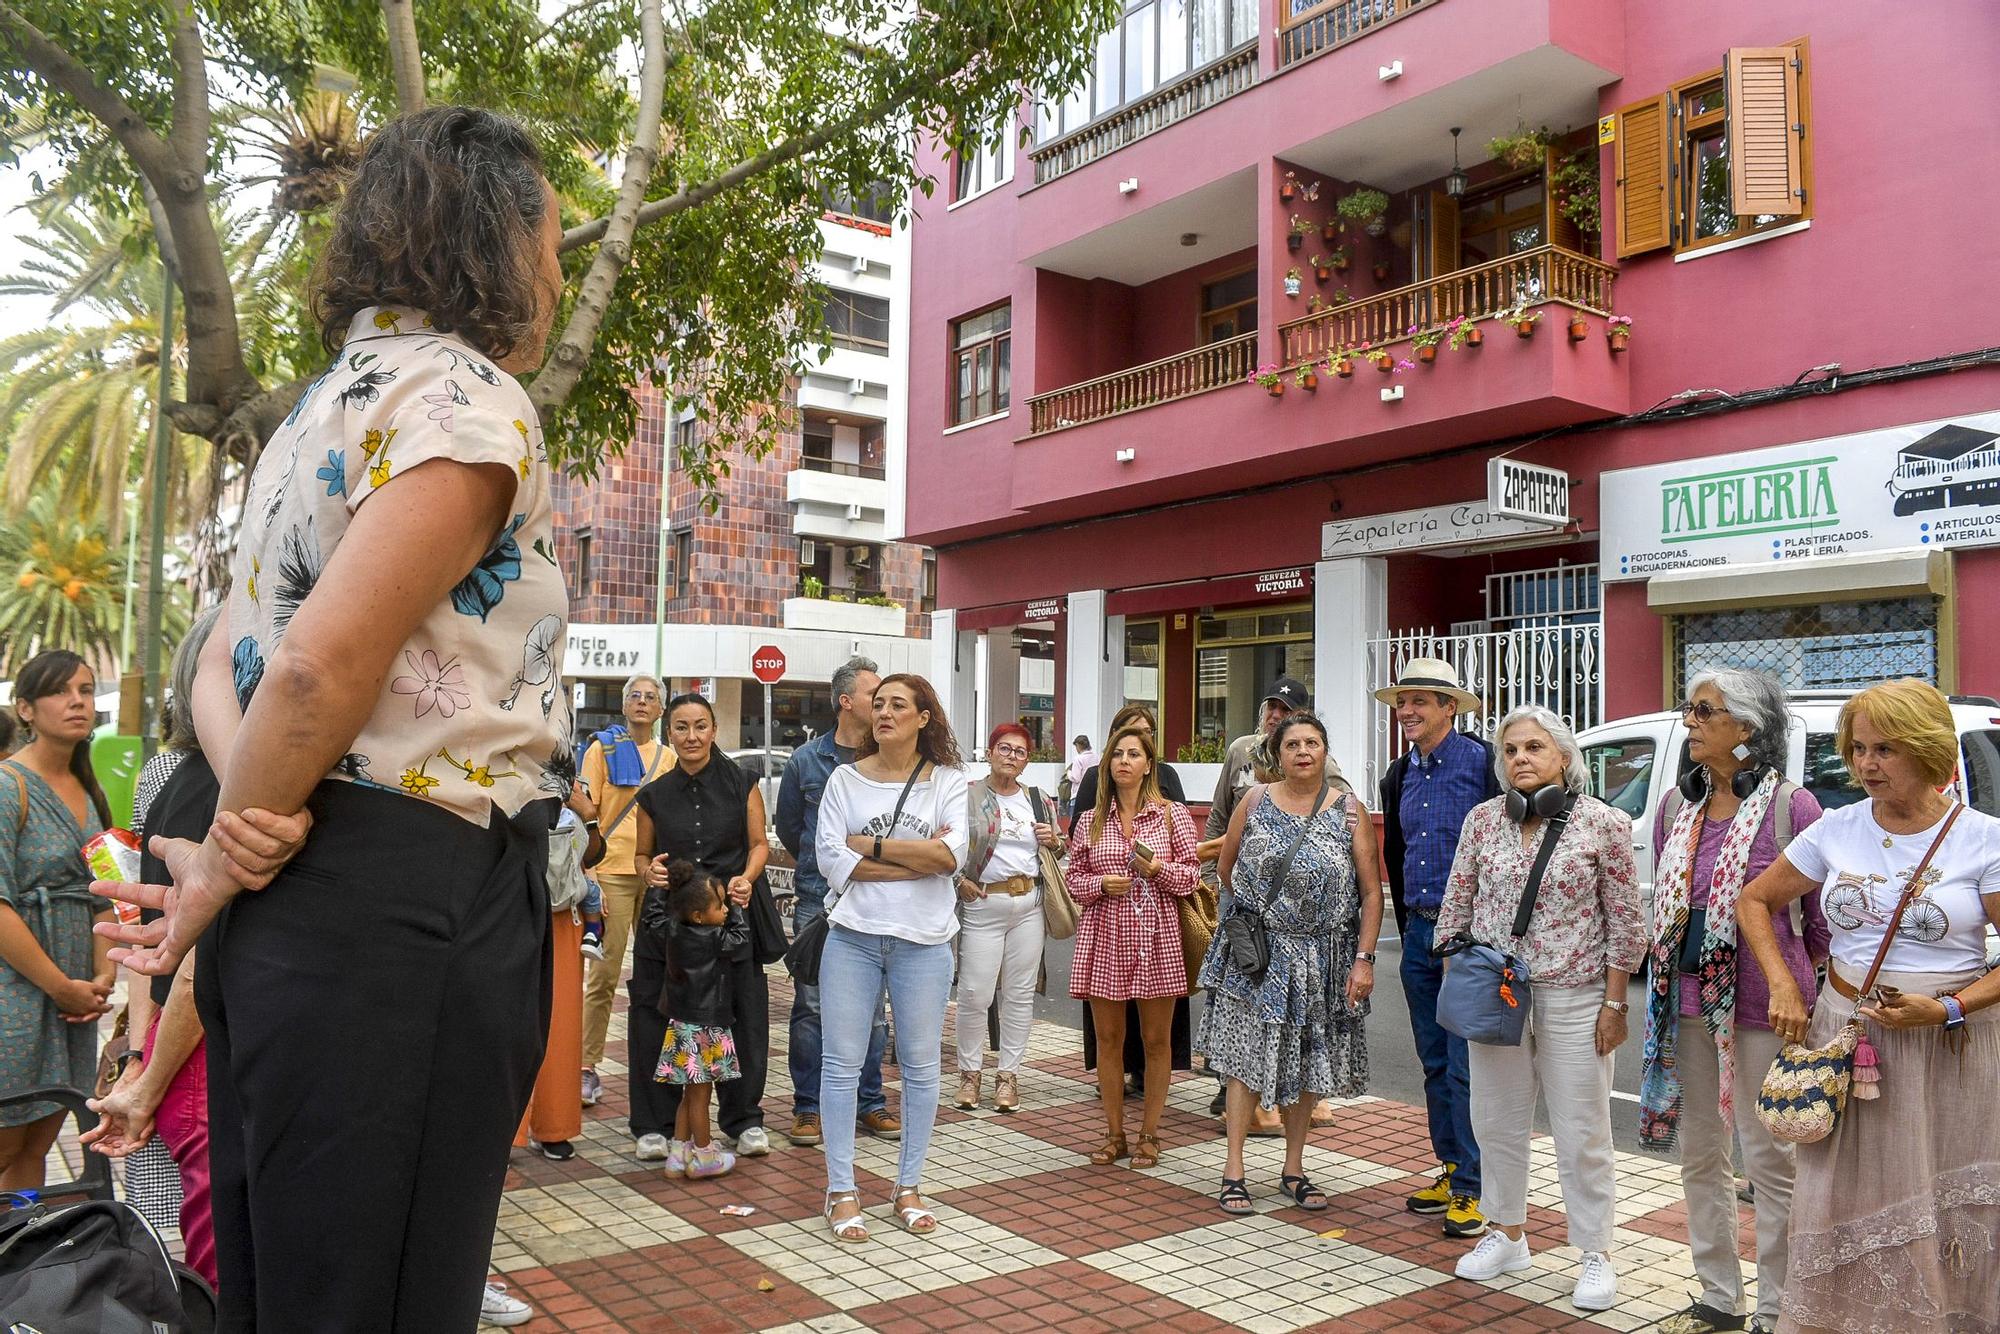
[{"x1": 1672, "y1": 597, "x2": 1939, "y2": 700}]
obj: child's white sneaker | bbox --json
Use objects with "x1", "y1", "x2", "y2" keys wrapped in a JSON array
[
  {"x1": 663, "y1": 1138, "x2": 688, "y2": 1175},
  {"x1": 687, "y1": 1142, "x2": 736, "y2": 1179}
]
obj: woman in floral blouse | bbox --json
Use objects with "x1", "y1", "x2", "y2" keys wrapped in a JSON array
[
  {"x1": 1436, "y1": 706, "x2": 1645, "y2": 1314},
  {"x1": 96, "y1": 107, "x2": 570, "y2": 1333},
  {"x1": 1067, "y1": 723, "x2": 1201, "y2": 1171}
]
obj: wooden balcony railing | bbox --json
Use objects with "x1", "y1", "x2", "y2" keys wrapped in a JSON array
[
  {"x1": 1278, "y1": 245, "x2": 1616, "y2": 367},
  {"x1": 1279, "y1": 0, "x2": 1438, "y2": 70},
  {"x1": 1028, "y1": 47, "x2": 1258, "y2": 186},
  {"x1": 1027, "y1": 332, "x2": 1257, "y2": 435}
]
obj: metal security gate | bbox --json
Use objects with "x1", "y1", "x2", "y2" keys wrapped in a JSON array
[{"x1": 1364, "y1": 624, "x2": 1604, "y2": 791}]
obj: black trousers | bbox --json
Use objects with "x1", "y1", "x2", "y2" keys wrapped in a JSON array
[
  {"x1": 196, "y1": 782, "x2": 552, "y2": 1334},
  {"x1": 628, "y1": 954, "x2": 770, "y2": 1139}
]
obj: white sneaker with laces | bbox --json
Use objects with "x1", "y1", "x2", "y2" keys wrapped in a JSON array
[
  {"x1": 479, "y1": 1281, "x2": 531, "y2": 1327},
  {"x1": 1573, "y1": 1251, "x2": 1618, "y2": 1311},
  {"x1": 634, "y1": 1133, "x2": 670, "y2": 1162},
  {"x1": 735, "y1": 1126, "x2": 771, "y2": 1156},
  {"x1": 1455, "y1": 1229, "x2": 1532, "y2": 1281}
]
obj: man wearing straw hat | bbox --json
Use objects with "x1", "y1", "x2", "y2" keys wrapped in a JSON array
[{"x1": 1376, "y1": 658, "x2": 1499, "y2": 1241}]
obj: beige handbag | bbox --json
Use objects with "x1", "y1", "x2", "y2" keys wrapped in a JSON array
[{"x1": 1027, "y1": 788, "x2": 1078, "y2": 940}]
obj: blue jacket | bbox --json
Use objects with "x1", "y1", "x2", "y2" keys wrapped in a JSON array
[{"x1": 774, "y1": 729, "x2": 856, "y2": 912}]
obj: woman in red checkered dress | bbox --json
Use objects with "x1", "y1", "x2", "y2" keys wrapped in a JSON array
[{"x1": 1067, "y1": 724, "x2": 1200, "y2": 1170}]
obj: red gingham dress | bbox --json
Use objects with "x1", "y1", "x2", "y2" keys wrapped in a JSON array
[{"x1": 1066, "y1": 801, "x2": 1202, "y2": 1000}]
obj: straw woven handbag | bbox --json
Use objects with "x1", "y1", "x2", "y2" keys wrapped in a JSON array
[{"x1": 1755, "y1": 805, "x2": 1961, "y2": 1145}]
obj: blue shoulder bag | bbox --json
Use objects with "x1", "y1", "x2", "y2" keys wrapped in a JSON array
[{"x1": 1434, "y1": 794, "x2": 1575, "y2": 1047}]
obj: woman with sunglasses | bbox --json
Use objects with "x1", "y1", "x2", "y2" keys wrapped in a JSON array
[
  {"x1": 956, "y1": 723, "x2": 1062, "y2": 1112},
  {"x1": 1643, "y1": 672, "x2": 1824, "y2": 1334}
]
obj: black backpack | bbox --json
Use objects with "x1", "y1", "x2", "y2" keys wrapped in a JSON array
[{"x1": 0, "y1": 1196, "x2": 216, "y2": 1334}]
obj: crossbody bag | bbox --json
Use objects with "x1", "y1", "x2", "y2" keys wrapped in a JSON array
[
  {"x1": 782, "y1": 761, "x2": 925, "y2": 985},
  {"x1": 1435, "y1": 794, "x2": 1577, "y2": 1046},
  {"x1": 1218, "y1": 780, "x2": 1332, "y2": 983}
]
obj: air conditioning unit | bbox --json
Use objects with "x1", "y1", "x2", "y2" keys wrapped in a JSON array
[
  {"x1": 846, "y1": 545, "x2": 873, "y2": 569},
  {"x1": 799, "y1": 538, "x2": 818, "y2": 565}
]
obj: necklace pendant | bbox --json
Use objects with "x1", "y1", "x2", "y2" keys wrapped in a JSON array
[{"x1": 1883, "y1": 835, "x2": 1895, "y2": 849}]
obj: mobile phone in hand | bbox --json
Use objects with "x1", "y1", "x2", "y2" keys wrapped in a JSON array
[{"x1": 1132, "y1": 840, "x2": 1155, "y2": 863}]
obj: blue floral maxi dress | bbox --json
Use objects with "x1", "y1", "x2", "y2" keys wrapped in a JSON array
[
  {"x1": 0, "y1": 761, "x2": 106, "y2": 1126},
  {"x1": 1195, "y1": 794, "x2": 1369, "y2": 1109}
]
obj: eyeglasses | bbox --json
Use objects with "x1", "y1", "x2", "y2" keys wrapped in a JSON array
[
  {"x1": 627, "y1": 690, "x2": 661, "y2": 703},
  {"x1": 992, "y1": 745, "x2": 1029, "y2": 759},
  {"x1": 1678, "y1": 700, "x2": 1732, "y2": 723}
]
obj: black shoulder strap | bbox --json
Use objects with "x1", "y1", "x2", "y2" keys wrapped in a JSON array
[
  {"x1": 1027, "y1": 786, "x2": 1048, "y2": 824},
  {"x1": 1512, "y1": 793, "x2": 1578, "y2": 939},
  {"x1": 885, "y1": 761, "x2": 926, "y2": 836},
  {"x1": 1265, "y1": 780, "x2": 1333, "y2": 901}
]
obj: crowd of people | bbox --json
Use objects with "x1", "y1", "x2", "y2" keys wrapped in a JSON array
[{"x1": 0, "y1": 103, "x2": 1994, "y2": 1334}]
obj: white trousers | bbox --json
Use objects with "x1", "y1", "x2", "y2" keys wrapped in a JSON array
[
  {"x1": 954, "y1": 888, "x2": 1044, "y2": 1073},
  {"x1": 1676, "y1": 1019, "x2": 1793, "y2": 1322},
  {"x1": 1468, "y1": 981, "x2": 1618, "y2": 1252}
]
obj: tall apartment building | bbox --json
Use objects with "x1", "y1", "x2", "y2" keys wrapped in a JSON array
[
  {"x1": 554, "y1": 201, "x2": 935, "y2": 746},
  {"x1": 906, "y1": 0, "x2": 2000, "y2": 790}
]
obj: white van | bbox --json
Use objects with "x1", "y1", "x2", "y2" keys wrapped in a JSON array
[{"x1": 1576, "y1": 692, "x2": 2000, "y2": 940}]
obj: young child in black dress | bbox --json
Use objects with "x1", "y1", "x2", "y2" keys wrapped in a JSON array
[{"x1": 645, "y1": 861, "x2": 750, "y2": 1178}]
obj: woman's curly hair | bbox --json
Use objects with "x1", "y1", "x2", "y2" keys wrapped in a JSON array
[{"x1": 311, "y1": 105, "x2": 551, "y2": 360}]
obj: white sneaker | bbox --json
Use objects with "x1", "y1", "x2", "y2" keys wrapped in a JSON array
[
  {"x1": 1455, "y1": 1229, "x2": 1533, "y2": 1281},
  {"x1": 1572, "y1": 1251, "x2": 1618, "y2": 1311},
  {"x1": 634, "y1": 1133, "x2": 670, "y2": 1162},
  {"x1": 664, "y1": 1138, "x2": 688, "y2": 1174},
  {"x1": 479, "y1": 1281, "x2": 531, "y2": 1327},
  {"x1": 735, "y1": 1126, "x2": 771, "y2": 1157}
]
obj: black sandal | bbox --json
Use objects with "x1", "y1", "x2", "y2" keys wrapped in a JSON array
[
  {"x1": 1280, "y1": 1173, "x2": 1329, "y2": 1211},
  {"x1": 1217, "y1": 1178, "x2": 1254, "y2": 1215}
]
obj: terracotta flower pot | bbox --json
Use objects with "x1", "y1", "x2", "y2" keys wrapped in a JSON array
[
  {"x1": 1372, "y1": 261, "x2": 1391, "y2": 282},
  {"x1": 1298, "y1": 370, "x2": 1318, "y2": 392},
  {"x1": 1609, "y1": 330, "x2": 1630, "y2": 352},
  {"x1": 1417, "y1": 345, "x2": 1437, "y2": 364},
  {"x1": 1374, "y1": 357, "x2": 1393, "y2": 374},
  {"x1": 1288, "y1": 233, "x2": 1303, "y2": 251},
  {"x1": 1314, "y1": 266, "x2": 1332, "y2": 283},
  {"x1": 1464, "y1": 326, "x2": 1484, "y2": 347},
  {"x1": 1280, "y1": 182, "x2": 1296, "y2": 202},
  {"x1": 1334, "y1": 360, "x2": 1353, "y2": 378},
  {"x1": 1515, "y1": 319, "x2": 1537, "y2": 338},
  {"x1": 1265, "y1": 381, "x2": 1284, "y2": 397},
  {"x1": 1321, "y1": 221, "x2": 1339, "y2": 242},
  {"x1": 1567, "y1": 316, "x2": 1589, "y2": 342}
]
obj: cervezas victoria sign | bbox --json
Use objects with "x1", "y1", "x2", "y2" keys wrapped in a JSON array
[{"x1": 1601, "y1": 411, "x2": 2000, "y2": 581}]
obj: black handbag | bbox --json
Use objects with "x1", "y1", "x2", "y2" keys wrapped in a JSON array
[
  {"x1": 782, "y1": 761, "x2": 925, "y2": 985},
  {"x1": 744, "y1": 872, "x2": 789, "y2": 966},
  {"x1": 1218, "y1": 780, "x2": 1331, "y2": 983}
]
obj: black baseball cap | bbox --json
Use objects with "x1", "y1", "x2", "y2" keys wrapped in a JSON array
[{"x1": 1262, "y1": 676, "x2": 1311, "y2": 709}]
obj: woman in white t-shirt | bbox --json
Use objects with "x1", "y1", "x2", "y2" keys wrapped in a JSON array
[
  {"x1": 956, "y1": 723, "x2": 1063, "y2": 1114},
  {"x1": 1739, "y1": 679, "x2": 2000, "y2": 1334},
  {"x1": 814, "y1": 674, "x2": 970, "y2": 1244}
]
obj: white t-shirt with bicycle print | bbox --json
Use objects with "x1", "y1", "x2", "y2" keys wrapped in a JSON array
[{"x1": 1784, "y1": 799, "x2": 2000, "y2": 975}]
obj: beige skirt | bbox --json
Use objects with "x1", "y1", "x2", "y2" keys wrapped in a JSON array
[{"x1": 1778, "y1": 964, "x2": 2000, "y2": 1334}]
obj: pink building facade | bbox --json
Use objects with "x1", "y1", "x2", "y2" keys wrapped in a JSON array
[{"x1": 905, "y1": 0, "x2": 2000, "y2": 792}]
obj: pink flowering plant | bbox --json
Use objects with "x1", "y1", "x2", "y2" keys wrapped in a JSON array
[
  {"x1": 1607, "y1": 314, "x2": 1633, "y2": 335},
  {"x1": 1408, "y1": 324, "x2": 1445, "y2": 352},
  {"x1": 1249, "y1": 361, "x2": 1286, "y2": 390}
]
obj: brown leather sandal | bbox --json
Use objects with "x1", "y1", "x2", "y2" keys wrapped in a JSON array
[
  {"x1": 1089, "y1": 1133, "x2": 1129, "y2": 1166},
  {"x1": 1131, "y1": 1134, "x2": 1162, "y2": 1169}
]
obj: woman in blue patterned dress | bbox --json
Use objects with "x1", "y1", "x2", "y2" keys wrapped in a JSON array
[
  {"x1": 1197, "y1": 713, "x2": 1383, "y2": 1215},
  {"x1": 0, "y1": 649, "x2": 113, "y2": 1190}
]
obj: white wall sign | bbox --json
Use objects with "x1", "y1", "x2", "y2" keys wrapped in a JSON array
[
  {"x1": 1321, "y1": 502, "x2": 1560, "y2": 558},
  {"x1": 1254, "y1": 567, "x2": 1310, "y2": 597},
  {"x1": 1023, "y1": 598, "x2": 1065, "y2": 622},
  {"x1": 1600, "y1": 411, "x2": 2000, "y2": 582},
  {"x1": 1487, "y1": 458, "x2": 1570, "y2": 525}
]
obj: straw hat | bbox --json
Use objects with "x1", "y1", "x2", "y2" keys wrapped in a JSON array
[{"x1": 1373, "y1": 657, "x2": 1481, "y2": 714}]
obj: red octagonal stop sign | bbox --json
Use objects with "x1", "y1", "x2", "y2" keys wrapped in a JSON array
[{"x1": 751, "y1": 645, "x2": 787, "y2": 684}]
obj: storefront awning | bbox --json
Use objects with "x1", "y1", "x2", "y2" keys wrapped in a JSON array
[
  {"x1": 1106, "y1": 565, "x2": 1314, "y2": 617},
  {"x1": 1646, "y1": 547, "x2": 1949, "y2": 612},
  {"x1": 952, "y1": 596, "x2": 1067, "y2": 632}
]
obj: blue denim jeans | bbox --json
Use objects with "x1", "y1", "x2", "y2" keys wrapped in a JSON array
[
  {"x1": 1400, "y1": 914, "x2": 1481, "y2": 1197},
  {"x1": 788, "y1": 897, "x2": 887, "y2": 1116},
  {"x1": 819, "y1": 924, "x2": 953, "y2": 1193}
]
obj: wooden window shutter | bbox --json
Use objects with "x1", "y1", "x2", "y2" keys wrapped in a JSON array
[
  {"x1": 1614, "y1": 93, "x2": 1671, "y2": 257},
  {"x1": 1726, "y1": 46, "x2": 1804, "y2": 217},
  {"x1": 1427, "y1": 191, "x2": 1459, "y2": 278}
]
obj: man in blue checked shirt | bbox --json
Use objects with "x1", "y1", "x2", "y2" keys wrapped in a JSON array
[{"x1": 1376, "y1": 658, "x2": 1500, "y2": 1242}]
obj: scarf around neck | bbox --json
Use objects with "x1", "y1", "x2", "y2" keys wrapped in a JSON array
[{"x1": 1638, "y1": 768, "x2": 1781, "y2": 1150}]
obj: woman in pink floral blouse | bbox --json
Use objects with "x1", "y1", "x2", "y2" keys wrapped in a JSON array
[
  {"x1": 1436, "y1": 705, "x2": 1646, "y2": 1314},
  {"x1": 1067, "y1": 723, "x2": 1201, "y2": 1171}
]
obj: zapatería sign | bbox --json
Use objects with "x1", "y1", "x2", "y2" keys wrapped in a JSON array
[
  {"x1": 1486, "y1": 458, "x2": 1571, "y2": 526},
  {"x1": 1600, "y1": 411, "x2": 2000, "y2": 581}
]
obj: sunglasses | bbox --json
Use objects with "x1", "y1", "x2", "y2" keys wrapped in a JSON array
[{"x1": 1678, "y1": 700, "x2": 1732, "y2": 723}]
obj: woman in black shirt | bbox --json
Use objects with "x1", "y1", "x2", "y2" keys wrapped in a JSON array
[{"x1": 633, "y1": 695, "x2": 776, "y2": 1157}]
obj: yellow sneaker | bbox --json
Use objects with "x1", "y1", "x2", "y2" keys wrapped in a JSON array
[
  {"x1": 1406, "y1": 1163, "x2": 1455, "y2": 1215},
  {"x1": 1442, "y1": 1194, "x2": 1487, "y2": 1238}
]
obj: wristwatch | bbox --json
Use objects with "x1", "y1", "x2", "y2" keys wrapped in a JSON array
[
  {"x1": 872, "y1": 836, "x2": 883, "y2": 861},
  {"x1": 1942, "y1": 994, "x2": 1968, "y2": 1033},
  {"x1": 1600, "y1": 999, "x2": 1630, "y2": 1015},
  {"x1": 1355, "y1": 952, "x2": 1377, "y2": 964}
]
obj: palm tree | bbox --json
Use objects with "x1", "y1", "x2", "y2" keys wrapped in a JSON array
[{"x1": 0, "y1": 495, "x2": 185, "y2": 677}]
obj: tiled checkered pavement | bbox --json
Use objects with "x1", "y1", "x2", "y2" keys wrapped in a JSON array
[{"x1": 479, "y1": 969, "x2": 1758, "y2": 1332}]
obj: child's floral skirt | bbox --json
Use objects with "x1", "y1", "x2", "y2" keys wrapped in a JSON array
[{"x1": 655, "y1": 1020, "x2": 740, "y2": 1085}]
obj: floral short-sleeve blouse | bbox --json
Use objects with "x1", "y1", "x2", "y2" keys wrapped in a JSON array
[{"x1": 227, "y1": 306, "x2": 571, "y2": 825}]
